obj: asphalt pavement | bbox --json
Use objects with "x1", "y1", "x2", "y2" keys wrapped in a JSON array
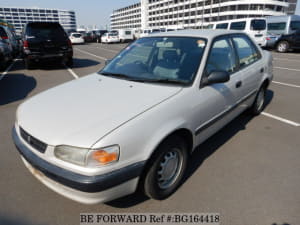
[{"x1": 0, "y1": 43, "x2": 299, "y2": 225}]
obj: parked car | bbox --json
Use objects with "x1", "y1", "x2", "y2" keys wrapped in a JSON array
[
  {"x1": 111, "y1": 29, "x2": 134, "y2": 43},
  {"x1": 69, "y1": 32, "x2": 84, "y2": 44},
  {"x1": 0, "y1": 37, "x2": 13, "y2": 70},
  {"x1": 0, "y1": 25, "x2": 19, "y2": 57},
  {"x1": 21, "y1": 22, "x2": 73, "y2": 69},
  {"x1": 83, "y1": 32, "x2": 94, "y2": 43},
  {"x1": 275, "y1": 29, "x2": 300, "y2": 53},
  {"x1": 101, "y1": 32, "x2": 119, "y2": 43},
  {"x1": 13, "y1": 30, "x2": 273, "y2": 204},
  {"x1": 92, "y1": 30, "x2": 108, "y2": 43}
]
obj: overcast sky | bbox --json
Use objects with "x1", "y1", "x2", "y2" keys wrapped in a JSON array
[{"x1": 1, "y1": 0, "x2": 300, "y2": 29}]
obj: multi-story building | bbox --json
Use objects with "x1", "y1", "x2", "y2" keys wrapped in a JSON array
[
  {"x1": 111, "y1": 0, "x2": 290, "y2": 30},
  {"x1": 287, "y1": 0, "x2": 297, "y2": 14},
  {"x1": 110, "y1": 2, "x2": 142, "y2": 29},
  {"x1": 0, "y1": 7, "x2": 76, "y2": 33}
]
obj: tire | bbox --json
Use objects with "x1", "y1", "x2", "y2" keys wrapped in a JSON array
[
  {"x1": 249, "y1": 85, "x2": 267, "y2": 115},
  {"x1": 142, "y1": 135, "x2": 188, "y2": 200},
  {"x1": 276, "y1": 41, "x2": 289, "y2": 53},
  {"x1": 66, "y1": 57, "x2": 73, "y2": 67},
  {"x1": 24, "y1": 58, "x2": 33, "y2": 70}
]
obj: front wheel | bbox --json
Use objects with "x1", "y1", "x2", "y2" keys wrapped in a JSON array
[
  {"x1": 276, "y1": 41, "x2": 289, "y2": 53},
  {"x1": 142, "y1": 135, "x2": 188, "y2": 200},
  {"x1": 249, "y1": 85, "x2": 266, "y2": 115}
]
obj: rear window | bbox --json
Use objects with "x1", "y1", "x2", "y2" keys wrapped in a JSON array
[
  {"x1": 216, "y1": 23, "x2": 228, "y2": 29},
  {"x1": 72, "y1": 33, "x2": 82, "y2": 38},
  {"x1": 290, "y1": 21, "x2": 300, "y2": 30},
  {"x1": 108, "y1": 33, "x2": 118, "y2": 37},
  {"x1": 251, "y1": 19, "x2": 266, "y2": 30},
  {"x1": 267, "y1": 22, "x2": 286, "y2": 30},
  {"x1": 26, "y1": 23, "x2": 67, "y2": 40},
  {"x1": 230, "y1": 21, "x2": 246, "y2": 30}
]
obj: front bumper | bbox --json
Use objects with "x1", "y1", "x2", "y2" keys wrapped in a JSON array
[{"x1": 12, "y1": 127, "x2": 146, "y2": 203}]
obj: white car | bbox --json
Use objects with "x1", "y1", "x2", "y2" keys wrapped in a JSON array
[
  {"x1": 69, "y1": 32, "x2": 84, "y2": 44},
  {"x1": 101, "y1": 32, "x2": 119, "y2": 43},
  {"x1": 13, "y1": 30, "x2": 273, "y2": 204}
]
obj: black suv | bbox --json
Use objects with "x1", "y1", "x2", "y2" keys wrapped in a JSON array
[
  {"x1": 276, "y1": 29, "x2": 300, "y2": 53},
  {"x1": 22, "y1": 22, "x2": 73, "y2": 69}
]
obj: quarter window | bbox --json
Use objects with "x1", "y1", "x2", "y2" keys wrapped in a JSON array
[
  {"x1": 206, "y1": 38, "x2": 237, "y2": 75},
  {"x1": 230, "y1": 21, "x2": 246, "y2": 30},
  {"x1": 232, "y1": 36, "x2": 260, "y2": 68}
]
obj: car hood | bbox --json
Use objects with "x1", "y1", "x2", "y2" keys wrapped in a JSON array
[{"x1": 17, "y1": 74, "x2": 182, "y2": 147}]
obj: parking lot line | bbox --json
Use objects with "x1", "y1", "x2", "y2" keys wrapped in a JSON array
[
  {"x1": 64, "y1": 65, "x2": 79, "y2": 79},
  {"x1": 75, "y1": 48, "x2": 107, "y2": 60},
  {"x1": 273, "y1": 57, "x2": 300, "y2": 62},
  {"x1": 274, "y1": 66, "x2": 300, "y2": 72},
  {"x1": 0, "y1": 59, "x2": 19, "y2": 81},
  {"x1": 262, "y1": 112, "x2": 300, "y2": 127},
  {"x1": 96, "y1": 46, "x2": 119, "y2": 53},
  {"x1": 272, "y1": 81, "x2": 300, "y2": 89}
]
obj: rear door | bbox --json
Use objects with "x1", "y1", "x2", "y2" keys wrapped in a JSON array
[
  {"x1": 26, "y1": 23, "x2": 68, "y2": 53},
  {"x1": 231, "y1": 34, "x2": 264, "y2": 103}
]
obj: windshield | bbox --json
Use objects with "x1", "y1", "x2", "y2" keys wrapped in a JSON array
[
  {"x1": 251, "y1": 19, "x2": 266, "y2": 30},
  {"x1": 99, "y1": 37, "x2": 206, "y2": 85}
]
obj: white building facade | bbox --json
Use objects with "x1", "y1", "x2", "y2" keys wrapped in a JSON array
[
  {"x1": 0, "y1": 7, "x2": 76, "y2": 33},
  {"x1": 111, "y1": 0, "x2": 290, "y2": 30}
]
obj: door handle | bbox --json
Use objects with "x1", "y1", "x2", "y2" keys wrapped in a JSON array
[
  {"x1": 260, "y1": 68, "x2": 264, "y2": 73},
  {"x1": 236, "y1": 81, "x2": 242, "y2": 88}
]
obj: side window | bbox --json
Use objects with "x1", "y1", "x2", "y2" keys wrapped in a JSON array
[
  {"x1": 206, "y1": 38, "x2": 237, "y2": 75},
  {"x1": 232, "y1": 36, "x2": 260, "y2": 69}
]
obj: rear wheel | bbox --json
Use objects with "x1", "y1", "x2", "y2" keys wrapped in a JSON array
[
  {"x1": 142, "y1": 135, "x2": 188, "y2": 200},
  {"x1": 276, "y1": 41, "x2": 289, "y2": 53},
  {"x1": 249, "y1": 85, "x2": 267, "y2": 115},
  {"x1": 65, "y1": 57, "x2": 73, "y2": 67},
  {"x1": 24, "y1": 58, "x2": 33, "y2": 70}
]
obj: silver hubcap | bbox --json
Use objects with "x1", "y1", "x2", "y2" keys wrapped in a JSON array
[
  {"x1": 256, "y1": 89, "x2": 265, "y2": 111},
  {"x1": 278, "y1": 43, "x2": 287, "y2": 52},
  {"x1": 157, "y1": 149, "x2": 183, "y2": 189}
]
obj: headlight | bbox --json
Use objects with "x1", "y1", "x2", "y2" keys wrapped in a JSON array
[{"x1": 54, "y1": 145, "x2": 119, "y2": 167}]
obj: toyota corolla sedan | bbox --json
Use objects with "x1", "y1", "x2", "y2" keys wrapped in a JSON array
[{"x1": 13, "y1": 30, "x2": 273, "y2": 204}]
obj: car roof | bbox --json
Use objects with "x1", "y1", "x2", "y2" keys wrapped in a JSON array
[{"x1": 147, "y1": 29, "x2": 245, "y2": 39}]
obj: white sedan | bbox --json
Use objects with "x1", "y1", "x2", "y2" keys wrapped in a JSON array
[
  {"x1": 101, "y1": 32, "x2": 120, "y2": 43},
  {"x1": 13, "y1": 30, "x2": 273, "y2": 204},
  {"x1": 69, "y1": 32, "x2": 84, "y2": 44}
]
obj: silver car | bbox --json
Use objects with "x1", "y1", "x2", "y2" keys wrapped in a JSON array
[{"x1": 13, "y1": 30, "x2": 273, "y2": 204}]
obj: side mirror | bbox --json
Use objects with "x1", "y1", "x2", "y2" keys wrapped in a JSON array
[
  {"x1": 105, "y1": 59, "x2": 112, "y2": 65},
  {"x1": 204, "y1": 71, "x2": 230, "y2": 85}
]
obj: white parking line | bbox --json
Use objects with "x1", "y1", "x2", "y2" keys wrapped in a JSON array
[
  {"x1": 0, "y1": 59, "x2": 19, "y2": 81},
  {"x1": 272, "y1": 81, "x2": 300, "y2": 88},
  {"x1": 273, "y1": 57, "x2": 300, "y2": 62},
  {"x1": 75, "y1": 48, "x2": 107, "y2": 60},
  {"x1": 274, "y1": 66, "x2": 300, "y2": 72},
  {"x1": 262, "y1": 112, "x2": 300, "y2": 127},
  {"x1": 64, "y1": 65, "x2": 79, "y2": 79},
  {"x1": 96, "y1": 46, "x2": 119, "y2": 53}
]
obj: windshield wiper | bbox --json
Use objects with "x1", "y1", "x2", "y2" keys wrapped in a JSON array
[
  {"x1": 144, "y1": 78, "x2": 188, "y2": 85},
  {"x1": 100, "y1": 72, "x2": 132, "y2": 79}
]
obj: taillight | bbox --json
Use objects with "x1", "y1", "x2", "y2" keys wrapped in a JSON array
[
  {"x1": 1, "y1": 36, "x2": 8, "y2": 40},
  {"x1": 23, "y1": 40, "x2": 29, "y2": 48},
  {"x1": 266, "y1": 37, "x2": 271, "y2": 41}
]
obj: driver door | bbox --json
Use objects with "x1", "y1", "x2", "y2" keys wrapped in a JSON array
[{"x1": 192, "y1": 36, "x2": 244, "y2": 145}]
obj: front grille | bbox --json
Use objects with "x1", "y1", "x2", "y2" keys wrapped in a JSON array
[{"x1": 20, "y1": 127, "x2": 47, "y2": 153}]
